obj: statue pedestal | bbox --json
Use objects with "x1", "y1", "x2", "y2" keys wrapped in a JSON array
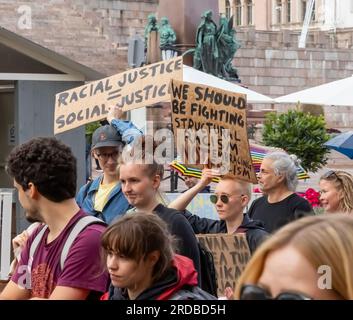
[
  {"x1": 146, "y1": 31, "x2": 161, "y2": 64},
  {"x1": 157, "y1": 0, "x2": 219, "y2": 65}
]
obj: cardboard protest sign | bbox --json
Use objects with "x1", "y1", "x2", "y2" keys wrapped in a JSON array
[
  {"x1": 170, "y1": 79, "x2": 257, "y2": 183},
  {"x1": 197, "y1": 233, "x2": 251, "y2": 297},
  {"x1": 54, "y1": 56, "x2": 183, "y2": 134}
]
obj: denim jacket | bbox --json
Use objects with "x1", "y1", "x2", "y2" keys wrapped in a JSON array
[
  {"x1": 76, "y1": 118, "x2": 142, "y2": 224},
  {"x1": 76, "y1": 176, "x2": 130, "y2": 224}
]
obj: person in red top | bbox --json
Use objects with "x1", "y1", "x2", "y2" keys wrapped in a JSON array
[{"x1": 100, "y1": 213, "x2": 215, "y2": 300}]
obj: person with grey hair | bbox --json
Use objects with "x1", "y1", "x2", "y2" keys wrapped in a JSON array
[{"x1": 248, "y1": 152, "x2": 313, "y2": 233}]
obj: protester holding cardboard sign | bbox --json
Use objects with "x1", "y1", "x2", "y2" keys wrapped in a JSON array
[
  {"x1": 169, "y1": 168, "x2": 268, "y2": 253},
  {"x1": 168, "y1": 168, "x2": 268, "y2": 298},
  {"x1": 76, "y1": 107, "x2": 142, "y2": 224}
]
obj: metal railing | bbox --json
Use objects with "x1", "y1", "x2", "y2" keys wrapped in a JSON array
[{"x1": 0, "y1": 189, "x2": 14, "y2": 280}]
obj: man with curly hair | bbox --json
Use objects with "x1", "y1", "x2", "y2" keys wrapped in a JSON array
[{"x1": 0, "y1": 137, "x2": 109, "y2": 300}]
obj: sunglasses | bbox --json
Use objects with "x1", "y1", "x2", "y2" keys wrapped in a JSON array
[
  {"x1": 209, "y1": 194, "x2": 243, "y2": 204},
  {"x1": 240, "y1": 284, "x2": 312, "y2": 300},
  {"x1": 321, "y1": 170, "x2": 340, "y2": 180}
]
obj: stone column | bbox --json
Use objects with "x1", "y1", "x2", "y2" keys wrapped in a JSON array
[{"x1": 146, "y1": 31, "x2": 161, "y2": 64}]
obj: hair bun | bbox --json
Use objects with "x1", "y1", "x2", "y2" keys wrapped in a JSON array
[{"x1": 289, "y1": 154, "x2": 301, "y2": 167}]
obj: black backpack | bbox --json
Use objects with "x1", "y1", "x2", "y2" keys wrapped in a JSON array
[{"x1": 198, "y1": 241, "x2": 218, "y2": 297}]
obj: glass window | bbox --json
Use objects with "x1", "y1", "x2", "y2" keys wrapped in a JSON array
[
  {"x1": 247, "y1": 0, "x2": 253, "y2": 25},
  {"x1": 286, "y1": 0, "x2": 291, "y2": 23},
  {"x1": 276, "y1": 0, "x2": 282, "y2": 24},
  {"x1": 236, "y1": 0, "x2": 242, "y2": 25},
  {"x1": 225, "y1": 0, "x2": 231, "y2": 19},
  {"x1": 312, "y1": 0, "x2": 316, "y2": 21},
  {"x1": 302, "y1": 0, "x2": 315, "y2": 22},
  {"x1": 302, "y1": 0, "x2": 307, "y2": 21}
]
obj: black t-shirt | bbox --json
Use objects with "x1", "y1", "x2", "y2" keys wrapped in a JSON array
[
  {"x1": 153, "y1": 204, "x2": 201, "y2": 281},
  {"x1": 248, "y1": 193, "x2": 313, "y2": 233}
]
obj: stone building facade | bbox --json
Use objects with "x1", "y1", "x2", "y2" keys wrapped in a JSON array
[
  {"x1": 235, "y1": 27, "x2": 353, "y2": 130},
  {"x1": 219, "y1": 0, "x2": 353, "y2": 33},
  {"x1": 0, "y1": 0, "x2": 352, "y2": 130},
  {"x1": 0, "y1": 0, "x2": 157, "y2": 75}
]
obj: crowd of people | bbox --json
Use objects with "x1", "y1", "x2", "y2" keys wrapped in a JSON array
[{"x1": 1, "y1": 107, "x2": 353, "y2": 301}]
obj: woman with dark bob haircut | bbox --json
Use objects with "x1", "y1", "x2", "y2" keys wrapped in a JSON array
[{"x1": 100, "y1": 213, "x2": 215, "y2": 300}]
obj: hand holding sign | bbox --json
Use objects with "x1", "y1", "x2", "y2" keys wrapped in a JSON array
[
  {"x1": 199, "y1": 167, "x2": 221, "y2": 188},
  {"x1": 224, "y1": 287, "x2": 235, "y2": 300},
  {"x1": 106, "y1": 105, "x2": 124, "y2": 124}
]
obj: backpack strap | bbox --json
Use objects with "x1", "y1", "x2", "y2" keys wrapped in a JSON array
[
  {"x1": 29, "y1": 225, "x2": 48, "y2": 263},
  {"x1": 23, "y1": 225, "x2": 48, "y2": 289},
  {"x1": 60, "y1": 216, "x2": 105, "y2": 270},
  {"x1": 28, "y1": 216, "x2": 105, "y2": 272}
]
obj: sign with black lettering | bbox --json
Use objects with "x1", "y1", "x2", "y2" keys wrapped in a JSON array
[
  {"x1": 54, "y1": 56, "x2": 183, "y2": 134},
  {"x1": 170, "y1": 79, "x2": 257, "y2": 183},
  {"x1": 197, "y1": 233, "x2": 251, "y2": 297}
]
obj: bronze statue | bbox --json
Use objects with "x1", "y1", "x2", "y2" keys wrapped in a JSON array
[
  {"x1": 159, "y1": 17, "x2": 176, "y2": 49},
  {"x1": 194, "y1": 10, "x2": 219, "y2": 76},
  {"x1": 217, "y1": 15, "x2": 241, "y2": 80},
  {"x1": 159, "y1": 17, "x2": 177, "y2": 60},
  {"x1": 192, "y1": 11, "x2": 241, "y2": 81}
]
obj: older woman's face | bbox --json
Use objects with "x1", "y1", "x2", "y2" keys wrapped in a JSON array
[
  {"x1": 257, "y1": 245, "x2": 342, "y2": 300},
  {"x1": 319, "y1": 179, "x2": 342, "y2": 213}
]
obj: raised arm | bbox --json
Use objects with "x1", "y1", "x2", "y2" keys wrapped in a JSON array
[
  {"x1": 168, "y1": 168, "x2": 219, "y2": 211},
  {"x1": 106, "y1": 106, "x2": 143, "y2": 145}
]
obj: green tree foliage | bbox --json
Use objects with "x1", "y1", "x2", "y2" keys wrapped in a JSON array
[
  {"x1": 85, "y1": 121, "x2": 101, "y2": 144},
  {"x1": 263, "y1": 110, "x2": 330, "y2": 172}
]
